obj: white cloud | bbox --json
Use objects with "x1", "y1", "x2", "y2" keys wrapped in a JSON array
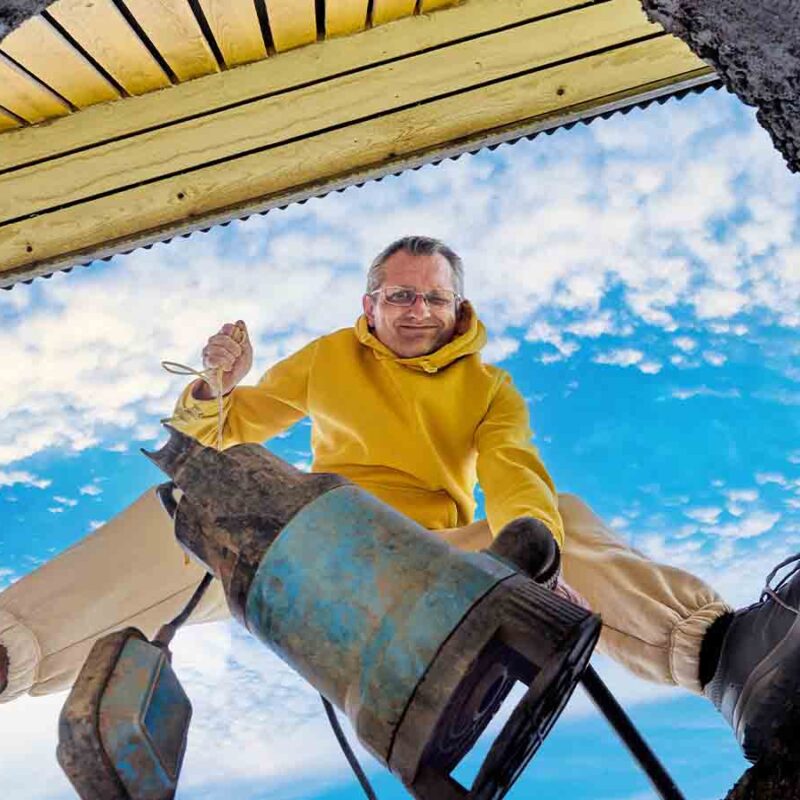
[
  {"x1": 46, "y1": 507, "x2": 64, "y2": 514},
  {"x1": 703, "y1": 351, "x2": 727, "y2": 366},
  {"x1": 0, "y1": 693, "x2": 73, "y2": 799},
  {"x1": 639, "y1": 360, "x2": 663, "y2": 375},
  {"x1": 0, "y1": 470, "x2": 50, "y2": 489},
  {"x1": 525, "y1": 321, "x2": 577, "y2": 356},
  {"x1": 692, "y1": 287, "x2": 749, "y2": 319},
  {"x1": 88, "y1": 520, "x2": 105, "y2": 531},
  {"x1": 482, "y1": 335, "x2": 520, "y2": 363},
  {"x1": 593, "y1": 348, "x2": 644, "y2": 368},
  {"x1": 684, "y1": 506, "x2": 723, "y2": 525},
  {"x1": 756, "y1": 472, "x2": 788, "y2": 486},
  {"x1": 0, "y1": 567, "x2": 17, "y2": 589},
  {"x1": 670, "y1": 387, "x2": 741, "y2": 400},
  {"x1": 725, "y1": 489, "x2": 758, "y2": 503},
  {"x1": 673, "y1": 336, "x2": 697, "y2": 353},
  {"x1": 753, "y1": 388, "x2": 800, "y2": 406},
  {"x1": 563, "y1": 312, "x2": 620, "y2": 338},
  {"x1": 590, "y1": 348, "x2": 662, "y2": 375},
  {"x1": 724, "y1": 488, "x2": 759, "y2": 518},
  {"x1": 79, "y1": 484, "x2": 103, "y2": 497},
  {"x1": 714, "y1": 510, "x2": 781, "y2": 539},
  {"x1": 105, "y1": 443, "x2": 129, "y2": 453},
  {"x1": 52, "y1": 496, "x2": 77, "y2": 507}
]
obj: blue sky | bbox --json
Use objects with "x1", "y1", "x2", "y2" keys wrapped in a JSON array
[{"x1": 0, "y1": 85, "x2": 798, "y2": 799}]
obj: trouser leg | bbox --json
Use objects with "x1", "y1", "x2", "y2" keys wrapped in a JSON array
[
  {"x1": 1, "y1": 487, "x2": 731, "y2": 702},
  {"x1": 438, "y1": 493, "x2": 733, "y2": 695},
  {"x1": 557, "y1": 493, "x2": 732, "y2": 694},
  {"x1": 0, "y1": 487, "x2": 228, "y2": 702}
]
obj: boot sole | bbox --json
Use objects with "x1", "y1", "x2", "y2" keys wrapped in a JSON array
[{"x1": 734, "y1": 609, "x2": 800, "y2": 762}]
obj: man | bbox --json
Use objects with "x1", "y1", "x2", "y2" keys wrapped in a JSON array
[{"x1": 1, "y1": 236, "x2": 798, "y2": 765}]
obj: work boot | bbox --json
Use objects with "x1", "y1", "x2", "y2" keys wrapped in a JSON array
[
  {"x1": 704, "y1": 553, "x2": 800, "y2": 762},
  {"x1": 0, "y1": 642, "x2": 8, "y2": 695}
]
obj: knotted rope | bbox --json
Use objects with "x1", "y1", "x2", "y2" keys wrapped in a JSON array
[
  {"x1": 160, "y1": 324, "x2": 246, "y2": 451},
  {"x1": 160, "y1": 362, "x2": 227, "y2": 451}
]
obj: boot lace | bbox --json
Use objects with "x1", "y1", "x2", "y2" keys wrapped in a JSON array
[{"x1": 762, "y1": 553, "x2": 800, "y2": 616}]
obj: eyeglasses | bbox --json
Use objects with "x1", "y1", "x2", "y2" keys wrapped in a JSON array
[{"x1": 370, "y1": 285, "x2": 461, "y2": 308}]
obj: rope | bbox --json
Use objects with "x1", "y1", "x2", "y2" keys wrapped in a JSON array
[
  {"x1": 161, "y1": 322, "x2": 246, "y2": 451},
  {"x1": 160, "y1": 361, "x2": 226, "y2": 451}
]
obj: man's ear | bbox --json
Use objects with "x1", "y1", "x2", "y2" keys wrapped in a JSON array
[
  {"x1": 362, "y1": 294, "x2": 376, "y2": 327},
  {"x1": 454, "y1": 300, "x2": 471, "y2": 335}
]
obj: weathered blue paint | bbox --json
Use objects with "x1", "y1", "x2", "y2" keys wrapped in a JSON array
[
  {"x1": 98, "y1": 638, "x2": 191, "y2": 799},
  {"x1": 244, "y1": 484, "x2": 514, "y2": 759}
]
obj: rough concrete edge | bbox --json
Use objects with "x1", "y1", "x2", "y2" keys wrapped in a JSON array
[
  {"x1": 639, "y1": 0, "x2": 800, "y2": 174},
  {"x1": 0, "y1": 0, "x2": 59, "y2": 41}
]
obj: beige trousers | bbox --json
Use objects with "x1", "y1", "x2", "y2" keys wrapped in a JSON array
[{"x1": 0, "y1": 489, "x2": 731, "y2": 703}]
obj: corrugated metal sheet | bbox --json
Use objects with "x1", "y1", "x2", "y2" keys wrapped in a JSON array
[{"x1": 3, "y1": 77, "x2": 720, "y2": 290}]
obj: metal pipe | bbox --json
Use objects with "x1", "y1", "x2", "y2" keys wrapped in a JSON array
[{"x1": 581, "y1": 665, "x2": 686, "y2": 800}]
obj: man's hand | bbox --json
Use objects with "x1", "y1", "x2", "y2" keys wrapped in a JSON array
[
  {"x1": 193, "y1": 321, "x2": 253, "y2": 400},
  {"x1": 0, "y1": 643, "x2": 8, "y2": 695},
  {"x1": 553, "y1": 577, "x2": 592, "y2": 611},
  {"x1": 488, "y1": 517, "x2": 560, "y2": 588},
  {"x1": 488, "y1": 517, "x2": 592, "y2": 610}
]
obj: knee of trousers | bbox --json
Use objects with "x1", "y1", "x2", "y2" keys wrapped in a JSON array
[{"x1": 0, "y1": 608, "x2": 41, "y2": 703}]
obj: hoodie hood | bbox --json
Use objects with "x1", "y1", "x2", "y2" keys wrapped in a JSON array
[{"x1": 354, "y1": 301, "x2": 487, "y2": 373}]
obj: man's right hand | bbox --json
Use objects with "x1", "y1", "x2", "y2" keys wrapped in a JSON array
[{"x1": 193, "y1": 320, "x2": 253, "y2": 400}]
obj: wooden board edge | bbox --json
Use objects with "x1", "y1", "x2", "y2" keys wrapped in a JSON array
[{"x1": 0, "y1": 68, "x2": 717, "y2": 290}]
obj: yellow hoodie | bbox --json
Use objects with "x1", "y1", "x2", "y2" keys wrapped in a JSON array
[{"x1": 171, "y1": 307, "x2": 564, "y2": 546}]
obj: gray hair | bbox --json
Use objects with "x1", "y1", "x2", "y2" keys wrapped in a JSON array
[{"x1": 366, "y1": 236, "x2": 465, "y2": 297}]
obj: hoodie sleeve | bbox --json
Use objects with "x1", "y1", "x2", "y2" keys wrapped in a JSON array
[
  {"x1": 475, "y1": 372, "x2": 564, "y2": 548},
  {"x1": 169, "y1": 338, "x2": 319, "y2": 449}
]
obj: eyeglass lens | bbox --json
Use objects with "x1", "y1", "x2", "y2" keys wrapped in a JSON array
[{"x1": 383, "y1": 286, "x2": 456, "y2": 307}]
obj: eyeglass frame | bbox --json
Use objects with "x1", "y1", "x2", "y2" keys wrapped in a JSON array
[{"x1": 368, "y1": 285, "x2": 463, "y2": 309}]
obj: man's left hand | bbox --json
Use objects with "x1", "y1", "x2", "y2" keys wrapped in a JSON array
[{"x1": 553, "y1": 577, "x2": 591, "y2": 611}]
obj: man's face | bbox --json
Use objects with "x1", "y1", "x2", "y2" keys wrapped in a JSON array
[{"x1": 362, "y1": 251, "x2": 461, "y2": 358}]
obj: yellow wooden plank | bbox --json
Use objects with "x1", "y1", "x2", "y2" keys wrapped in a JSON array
[
  {"x1": 1, "y1": 17, "x2": 120, "y2": 109},
  {"x1": 0, "y1": 0, "x2": 608, "y2": 170},
  {"x1": 326, "y1": 0, "x2": 369, "y2": 37},
  {"x1": 49, "y1": 0, "x2": 170, "y2": 95},
  {"x1": 124, "y1": 0, "x2": 219, "y2": 81},
  {"x1": 265, "y1": 0, "x2": 317, "y2": 51},
  {"x1": 421, "y1": 0, "x2": 461, "y2": 10},
  {"x1": 0, "y1": 109, "x2": 22, "y2": 132},
  {"x1": 373, "y1": 0, "x2": 416, "y2": 26},
  {"x1": 0, "y1": 36, "x2": 711, "y2": 282},
  {"x1": 0, "y1": 0, "x2": 663, "y2": 216},
  {"x1": 0, "y1": 53, "x2": 70, "y2": 123},
  {"x1": 198, "y1": 0, "x2": 267, "y2": 67}
]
